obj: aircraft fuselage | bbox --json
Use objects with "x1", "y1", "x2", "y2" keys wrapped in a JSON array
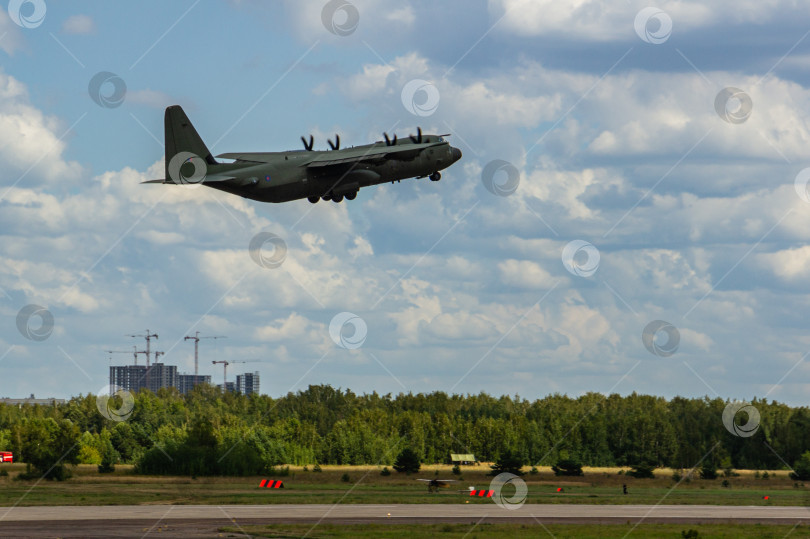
[
  {"x1": 146, "y1": 105, "x2": 463, "y2": 204},
  {"x1": 210, "y1": 137, "x2": 461, "y2": 203}
]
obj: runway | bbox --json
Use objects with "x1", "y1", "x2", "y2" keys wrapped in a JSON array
[{"x1": 1, "y1": 504, "x2": 808, "y2": 537}]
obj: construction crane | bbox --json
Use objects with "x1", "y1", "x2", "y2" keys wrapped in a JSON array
[
  {"x1": 212, "y1": 359, "x2": 260, "y2": 388},
  {"x1": 185, "y1": 332, "x2": 226, "y2": 376},
  {"x1": 106, "y1": 346, "x2": 147, "y2": 365},
  {"x1": 127, "y1": 330, "x2": 158, "y2": 387},
  {"x1": 125, "y1": 330, "x2": 158, "y2": 366}
]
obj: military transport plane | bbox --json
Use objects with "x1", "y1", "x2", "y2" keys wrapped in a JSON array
[
  {"x1": 416, "y1": 478, "x2": 457, "y2": 493},
  {"x1": 143, "y1": 105, "x2": 462, "y2": 203}
]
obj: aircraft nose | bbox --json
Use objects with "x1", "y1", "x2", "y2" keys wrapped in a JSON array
[{"x1": 451, "y1": 146, "x2": 462, "y2": 162}]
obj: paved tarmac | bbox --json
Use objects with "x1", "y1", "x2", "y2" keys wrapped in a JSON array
[{"x1": 0, "y1": 504, "x2": 808, "y2": 537}]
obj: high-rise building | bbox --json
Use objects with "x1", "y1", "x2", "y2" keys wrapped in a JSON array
[
  {"x1": 110, "y1": 363, "x2": 180, "y2": 393},
  {"x1": 110, "y1": 361, "x2": 220, "y2": 395},
  {"x1": 110, "y1": 365, "x2": 147, "y2": 393},
  {"x1": 236, "y1": 371, "x2": 260, "y2": 395},
  {"x1": 146, "y1": 363, "x2": 177, "y2": 393},
  {"x1": 177, "y1": 374, "x2": 212, "y2": 395}
]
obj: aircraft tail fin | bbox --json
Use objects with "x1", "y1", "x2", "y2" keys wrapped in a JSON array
[{"x1": 164, "y1": 105, "x2": 218, "y2": 182}]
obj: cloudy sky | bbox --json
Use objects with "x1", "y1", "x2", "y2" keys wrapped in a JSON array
[{"x1": 2, "y1": 0, "x2": 810, "y2": 405}]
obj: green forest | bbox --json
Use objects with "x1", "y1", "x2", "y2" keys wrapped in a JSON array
[{"x1": 1, "y1": 385, "x2": 809, "y2": 479}]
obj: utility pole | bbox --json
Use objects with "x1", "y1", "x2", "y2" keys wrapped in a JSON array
[
  {"x1": 127, "y1": 330, "x2": 158, "y2": 389},
  {"x1": 185, "y1": 332, "x2": 226, "y2": 376}
]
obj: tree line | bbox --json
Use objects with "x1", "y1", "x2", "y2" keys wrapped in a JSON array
[{"x1": 0, "y1": 384, "x2": 808, "y2": 479}]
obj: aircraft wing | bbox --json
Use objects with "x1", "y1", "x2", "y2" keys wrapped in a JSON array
[
  {"x1": 217, "y1": 142, "x2": 436, "y2": 169},
  {"x1": 216, "y1": 151, "x2": 388, "y2": 167},
  {"x1": 416, "y1": 479, "x2": 457, "y2": 482},
  {"x1": 307, "y1": 144, "x2": 427, "y2": 169},
  {"x1": 307, "y1": 152, "x2": 389, "y2": 168}
]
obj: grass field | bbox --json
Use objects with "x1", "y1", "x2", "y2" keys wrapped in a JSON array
[
  {"x1": 0, "y1": 463, "x2": 807, "y2": 508},
  {"x1": 224, "y1": 522, "x2": 810, "y2": 538}
]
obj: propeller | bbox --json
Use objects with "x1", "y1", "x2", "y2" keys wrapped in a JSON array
[
  {"x1": 384, "y1": 133, "x2": 397, "y2": 146},
  {"x1": 409, "y1": 127, "x2": 423, "y2": 144},
  {"x1": 328, "y1": 134, "x2": 340, "y2": 150},
  {"x1": 301, "y1": 135, "x2": 314, "y2": 151}
]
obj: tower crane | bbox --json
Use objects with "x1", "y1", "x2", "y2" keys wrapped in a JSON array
[
  {"x1": 127, "y1": 330, "x2": 158, "y2": 387},
  {"x1": 125, "y1": 330, "x2": 158, "y2": 365},
  {"x1": 106, "y1": 346, "x2": 147, "y2": 365},
  {"x1": 212, "y1": 359, "x2": 261, "y2": 388},
  {"x1": 185, "y1": 332, "x2": 226, "y2": 376}
]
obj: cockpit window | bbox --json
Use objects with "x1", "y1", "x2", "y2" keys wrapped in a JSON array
[{"x1": 437, "y1": 136, "x2": 444, "y2": 142}]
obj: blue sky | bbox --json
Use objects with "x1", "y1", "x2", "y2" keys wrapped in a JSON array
[{"x1": 2, "y1": 0, "x2": 810, "y2": 405}]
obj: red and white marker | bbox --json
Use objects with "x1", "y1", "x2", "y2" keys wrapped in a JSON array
[{"x1": 259, "y1": 479, "x2": 284, "y2": 489}]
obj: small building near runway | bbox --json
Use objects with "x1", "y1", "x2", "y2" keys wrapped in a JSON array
[{"x1": 450, "y1": 453, "x2": 477, "y2": 466}]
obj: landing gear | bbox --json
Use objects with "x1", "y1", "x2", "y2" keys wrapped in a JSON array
[
  {"x1": 308, "y1": 196, "x2": 319, "y2": 204},
  {"x1": 429, "y1": 172, "x2": 441, "y2": 182},
  {"x1": 320, "y1": 192, "x2": 355, "y2": 203}
]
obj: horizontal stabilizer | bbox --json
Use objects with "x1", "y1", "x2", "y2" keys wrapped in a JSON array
[{"x1": 141, "y1": 173, "x2": 236, "y2": 185}]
